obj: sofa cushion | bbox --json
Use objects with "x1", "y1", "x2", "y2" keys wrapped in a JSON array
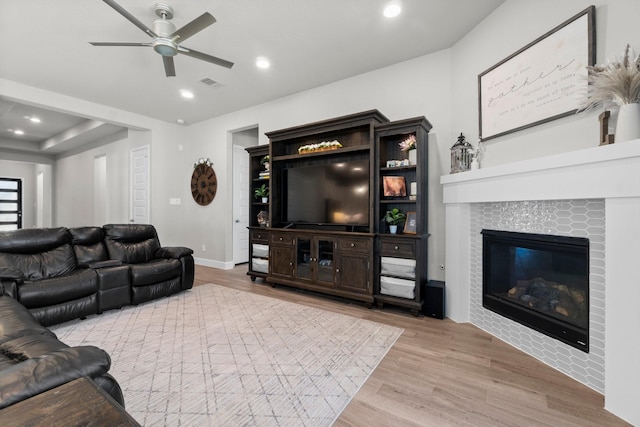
[
  {"x1": 69, "y1": 227, "x2": 108, "y2": 265},
  {"x1": 0, "y1": 346, "x2": 112, "y2": 410},
  {"x1": 0, "y1": 228, "x2": 69, "y2": 254},
  {"x1": 0, "y1": 334, "x2": 68, "y2": 361},
  {"x1": 129, "y1": 259, "x2": 181, "y2": 287},
  {"x1": 0, "y1": 243, "x2": 76, "y2": 282},
  {"x1": 18, "y1": 269, "x2": 97, "y2": 309},
  {"x1": 103, "y1": 224, "x2": 161, "y2": 264},
  {"x1": 0, "y1": 297, "x2": 55, "y2": 344}
]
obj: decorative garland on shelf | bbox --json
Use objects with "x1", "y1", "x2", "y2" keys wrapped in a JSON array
[{"x1": 298, "y1": 140, "x2": 342, "y2": 154}]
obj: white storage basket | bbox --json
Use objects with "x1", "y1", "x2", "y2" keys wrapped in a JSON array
[
  {"x1": 251, "y1": 257, "x2": 268, "y2": 273},
  {"x1": 252, "y1": 243, "x2": 269, "y2": 258},
  {"x1": 380, "y1": 276, "x2": 415, "y2": 299},
  {"x1": 381, "y1": 256, "x2": 415, "y2": 279}
]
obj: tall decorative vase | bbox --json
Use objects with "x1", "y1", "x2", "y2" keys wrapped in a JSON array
[
  {"x1": 408, "y1": 149, "x2": 417, "y2": 165},
  {"x1": 616, "y1": 103, "x2": 640, "y2": 143}
]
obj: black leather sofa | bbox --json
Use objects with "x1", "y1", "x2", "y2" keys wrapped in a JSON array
[
  {"x1": 0, "y1": 224, "x2": 194, "y2": 410},
  {"x1": 0, "y1": 224, "x2": 194, "y2": 326},
  {"x1": 0, "y1": 295, "x2": 123, "y2": 409}
]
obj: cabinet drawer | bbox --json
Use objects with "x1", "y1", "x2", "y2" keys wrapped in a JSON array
[
  {"x1": 271, "y1": 232, "x2": 295, "y2": 245},
  {"x1": 380, "y1": 239, "x2": 415, "y2": 257},
  {"x1": 251, "y1": 230, "x2": 269, "y2": 243},
  {"x1": 337, "y1": 237, "x2": 371, "y2": 254}
]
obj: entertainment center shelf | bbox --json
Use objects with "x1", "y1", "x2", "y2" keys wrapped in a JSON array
[
  {"x1": 247, "y1": 110, "x2": 433, "y2": 315},
  {"x1": 272, "y1": 145, "x2": 370, "y2": 162}
]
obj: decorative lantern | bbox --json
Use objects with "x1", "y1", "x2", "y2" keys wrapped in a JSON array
[{"x1": 450, "y1": 133, "x2": 474, "y2": 173}]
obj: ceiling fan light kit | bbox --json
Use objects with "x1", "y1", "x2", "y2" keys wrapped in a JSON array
[{"x1": 90, "y1": 0, "x2": 233, "y2": 77}]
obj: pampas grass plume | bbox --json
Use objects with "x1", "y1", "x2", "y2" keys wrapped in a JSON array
[{"x1": 581, "y1": 44, "x2": 640, "y2": 111}]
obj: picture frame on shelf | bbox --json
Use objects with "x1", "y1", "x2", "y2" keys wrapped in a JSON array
[
  {"x1": 403, "y1": 212, "x2": 417, "y2": 234},
  {"x1": 478, "y1": 6, "x2": 595, "y2": 141},
  {"x1": 383, "y1": 176, "x2": 406, "y2": 197}
]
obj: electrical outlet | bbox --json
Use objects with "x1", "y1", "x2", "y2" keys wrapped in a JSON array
[
  {"x1": 169, "y1": 198, "x2": 181, "y2": 205},
  {"x1": 202, "y1": 244, "x2": 206, "y2": 252}
]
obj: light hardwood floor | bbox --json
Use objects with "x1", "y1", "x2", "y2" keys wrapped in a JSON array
[{"x1": 195, "y1": 264, "x2": 630, "y2": 427}]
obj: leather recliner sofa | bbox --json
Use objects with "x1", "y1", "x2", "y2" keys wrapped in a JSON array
[
  {"x1": 0, "y1": 223, "x2": 194, "y2": 411},
  {"x1": 0, "y1": 224, "x2": 194, "y2": 326},
  {"x1": 0, "y1": 294, "x2": 124, "y2": 409}
]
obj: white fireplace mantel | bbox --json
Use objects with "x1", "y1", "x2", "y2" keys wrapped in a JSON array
[{"x1": 440, "y1": 139, "x2": 640, "y2": 426}]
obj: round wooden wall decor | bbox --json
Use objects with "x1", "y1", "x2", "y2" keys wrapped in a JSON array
[{"x1": 191, "y1": 163, "x2": 217, "y2": 206}]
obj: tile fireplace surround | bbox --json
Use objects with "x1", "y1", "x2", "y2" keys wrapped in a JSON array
[{"x1": 441, "y1": 140, "x2": 640, "y2": 426}]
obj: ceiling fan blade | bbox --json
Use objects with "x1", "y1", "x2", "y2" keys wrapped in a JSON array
[
  {"x1": 163, "y1": 56, "x2": 176, "y2": 77},
  {"x1": 178, "y1": 47, "x2": 234, "y2": 69},
  {"x1": 90, "y1": 42, "x2": 152, "y2": 47},
  {"x1": 170, "y1": 12, "x2": 216, "y2": 43},
  {"x1": 102, "y1": 0, "x2": 157, "y2": 38}
]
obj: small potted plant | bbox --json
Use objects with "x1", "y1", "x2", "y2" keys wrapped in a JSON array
[
  {"x1": 254, "y1": 184, "x2": 269, "y2": 203},
  {"x1": 384, "y1": 208, "x2": 406, "y2": 234}
]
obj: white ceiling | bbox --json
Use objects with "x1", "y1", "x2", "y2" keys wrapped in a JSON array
[{"x1": 0, "y1": 0, "x2": 504, "y2": 156}]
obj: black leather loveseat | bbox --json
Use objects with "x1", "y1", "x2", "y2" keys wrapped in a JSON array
[{"x1": 0, "y1": 224, "x2": 194, "y2": 326}]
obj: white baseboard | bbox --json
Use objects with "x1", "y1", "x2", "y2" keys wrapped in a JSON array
[{"x1": 194, "y1": 257, "x2": 235, "y2": 270}]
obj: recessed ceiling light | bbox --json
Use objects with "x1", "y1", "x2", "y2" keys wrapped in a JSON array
[
  {"x1": 29, "y1": 117, "x2": 41, "y2": 123},
  {"x1": 14, "y1": 130, "x2": 24, "y2": 135},
  {"x1": 256, "y1": 57, "x2": 270, "y2": 69},
  {"x1": 383, "y1": 3, "x2": 401, "y2": 18},
  {"x1": 180, "y1": 90, "x2": 194, "y2": 99},
  {"x1": 176, "y1": 119, "x2": 185, "y2": 125}
]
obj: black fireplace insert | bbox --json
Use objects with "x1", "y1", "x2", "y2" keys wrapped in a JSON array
[{"x1": 482, "y1": 229, "x2": 589, "y2": 352}]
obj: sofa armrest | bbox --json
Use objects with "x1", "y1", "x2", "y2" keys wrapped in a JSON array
[
  {"x1": 0, "y1": 267, "x2": 24, "y2": 283},
  {"x1": 156, "y1": 246, "x2": 194, "y2": 259},
  {"x1": 0, "y1": 346, "x2": 111, "y2": 410},
  {"x1": 0, "y1": 268, "x2": 23, "y2": 298},
  {"x1": 79, "y1": 260, "x2": 123, "y2": 269}
]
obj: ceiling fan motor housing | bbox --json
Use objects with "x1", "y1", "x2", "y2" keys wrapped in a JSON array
[{"x1": 152, "y1": 4, "x2": 177, "y2": 57}]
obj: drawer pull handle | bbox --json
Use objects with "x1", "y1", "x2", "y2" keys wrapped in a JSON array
[
  {"x1": 279, "y1": 237, "x2": 283, "y2": 241},
  {"x1": 394, "y1": 245, "x2": 399, "y2": 250},
  {"x1": 257, "y1": 234, "x2": 261, "y2": 239},
  {"x1": 350, "y1": 243, "x2": 355, "y2": 247}
]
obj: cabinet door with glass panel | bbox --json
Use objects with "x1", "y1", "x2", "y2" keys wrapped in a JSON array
[{"x1": 295, "y1": 236, "x2": 335, "y2": 287}]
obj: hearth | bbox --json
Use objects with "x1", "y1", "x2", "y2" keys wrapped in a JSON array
[{"x1": 482, "y1": 229, "x2": 589, "y2": 352}]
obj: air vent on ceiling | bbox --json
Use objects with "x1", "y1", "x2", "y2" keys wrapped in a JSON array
[{"x1": 200, "y1": 77, "x2": 222, "y2": 88}]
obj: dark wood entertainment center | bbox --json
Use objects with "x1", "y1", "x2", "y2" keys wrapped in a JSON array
[{"x1": 247, "y1": 110, "x2": 432, "y2": 315}]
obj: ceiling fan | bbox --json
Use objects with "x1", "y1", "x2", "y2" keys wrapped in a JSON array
[{"x1": 90, "y1": 0, "x2": 234, "y2": 77}]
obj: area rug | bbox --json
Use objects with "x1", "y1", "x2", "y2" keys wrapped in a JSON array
[{"x1": 51, "y1": 284, "x2": 403, "y2": 426}]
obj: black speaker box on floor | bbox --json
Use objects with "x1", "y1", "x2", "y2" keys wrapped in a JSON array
[{"x1": 423, "y1": 280, "x2": 445, "y2": 319}]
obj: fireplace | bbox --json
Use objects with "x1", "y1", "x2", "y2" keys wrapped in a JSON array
[{"x1": 482, "y1": 229, "x2": 589, "y2": 352}]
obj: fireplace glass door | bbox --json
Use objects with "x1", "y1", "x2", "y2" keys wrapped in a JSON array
[{"x1": 482, "y1": 229, "x2": 589, "y2": 352}]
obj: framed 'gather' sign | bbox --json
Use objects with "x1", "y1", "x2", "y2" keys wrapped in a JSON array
[{"x1": 478, "y1": 6, "x2": 595, "y2": 141}]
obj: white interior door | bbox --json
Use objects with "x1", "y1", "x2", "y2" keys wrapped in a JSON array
[
  {"x1": 233, "y1": 144, "x2": 250, "y2": 264},
  {"x1": 130, "y1": 145, "x2": 149, "y2": 224}
]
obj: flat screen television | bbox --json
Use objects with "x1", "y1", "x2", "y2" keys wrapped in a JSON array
[{"x1": 284, "y1": 160, "x2": 369, "y2": 227}]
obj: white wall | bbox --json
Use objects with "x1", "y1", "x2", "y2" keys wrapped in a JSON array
[{"x1": 451, "y1": 0, "x2": 640, "y2": 167}]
